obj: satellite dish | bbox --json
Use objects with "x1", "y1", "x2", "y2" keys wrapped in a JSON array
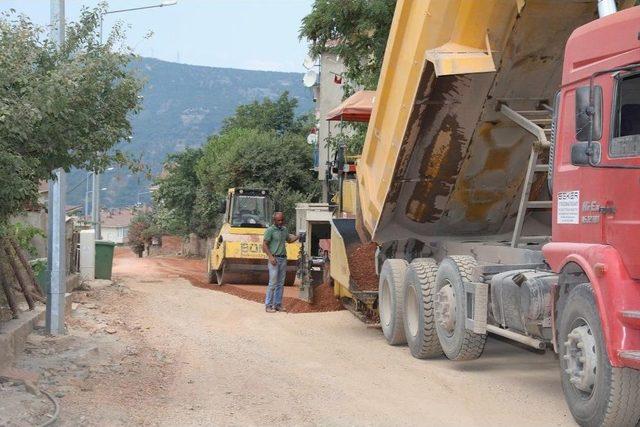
[
  {"x1": 303, "y1": 55, "x2": 316, "y2": 69},
  {"x1": 303, "y1": 70, "x2": 318, "y2": 88}
]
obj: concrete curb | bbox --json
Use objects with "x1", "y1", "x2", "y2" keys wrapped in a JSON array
[
  {"x1": 0, "y1": 306, "x2": 45, "y2": 370},
  {"x1": 0, "y1": 278, "x2": 76, "y2": 370}
]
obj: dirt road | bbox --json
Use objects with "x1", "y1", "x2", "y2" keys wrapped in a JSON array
[{"x1": 6, "y1": 250, "x2": 574, "y2": 426}]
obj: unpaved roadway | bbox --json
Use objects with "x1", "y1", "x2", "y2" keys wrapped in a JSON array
[{"x1": 10, "y1": 249, "x2": 574, "y2": 426}]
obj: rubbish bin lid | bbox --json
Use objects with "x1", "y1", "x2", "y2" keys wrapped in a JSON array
[{"x1": 95, "y1": 240, "x2": 116, "y2": 246}]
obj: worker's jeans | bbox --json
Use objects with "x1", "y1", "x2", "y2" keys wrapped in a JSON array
[{"x1": 265, "y1": 257, "x2": 287, "y2": 308}]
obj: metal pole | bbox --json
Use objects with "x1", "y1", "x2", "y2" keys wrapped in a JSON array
[
  {"x1": 597, "y1": 0, "x2": 617, "y2": 18},
  {"x1": 94, "y1": 172, "x2": 101, "y2": 240},
  {"x1": 46, "y1": 0, "x2": 66, "y2": 335},
  {"x1": 84, "y1": 172, "x2": 92, "y2": 219},
  {"x1": 93, "y1": 15, "x2": 102, "y2": 240}
]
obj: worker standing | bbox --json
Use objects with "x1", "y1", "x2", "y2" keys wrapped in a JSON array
[{"x1": 263, "y1": 211, "x2": 298, "y2": 312}]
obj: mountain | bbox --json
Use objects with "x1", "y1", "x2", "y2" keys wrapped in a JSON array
[{"x1": 67, "y1": 57, "x2": 314, "y2": 209}]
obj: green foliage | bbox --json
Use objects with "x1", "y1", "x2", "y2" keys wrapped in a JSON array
[
  {"x1": 153, "y1": 90, "x2": 319, "y2": 238},
  {"x1": 326, "y1": 122, "x2": 368, "y2": 155},
  {"x1": 196, "y1": 128, "x2": 320, "y2": 224},
  {"x1": 153, "y1": 148, "x2": 202, "y2": 236},
  {"x1": 191, "y1": 188, "x2": 224, "y2": 238},
  {"x1": 127, "y1": 212, "x2": 159, "y2": 251},
  {"x1": 0, "y1": 6, "x2": 143, "y2": 224},
  {"x1": 300, "y1": 0, "x2": 396, "y2": 92},
  {"x1": 221, "y1": 92, "x2": 304, "y2": 135},
  {"x1": 197, "y1": 129, "x2": 316, "y2": 193},
  {"x1": 9, "y1": 222, "x2": 45, "y2": 256}
]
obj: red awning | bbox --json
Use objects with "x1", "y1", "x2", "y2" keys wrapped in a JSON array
[{"x1": 326, "y1": 90, "x2": 376, "y2": 123}]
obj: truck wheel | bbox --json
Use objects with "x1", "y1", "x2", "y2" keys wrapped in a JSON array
[
  {"x1": 559, "y1": 283, "x2": 640, "y2": 427},
  {"x1": 403, "y1": 258, "x2": 443, "y2": 359},
  {"x1": 379, "y1": 259, "x2": 408, "y2": 345},
  {"x1": 434, "y1": 256, "x2": 486, "y2": 361}
]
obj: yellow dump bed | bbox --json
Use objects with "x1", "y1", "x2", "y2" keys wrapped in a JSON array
[{"x1": 357, "y1": 0, "x2": 595, "y2": 243}]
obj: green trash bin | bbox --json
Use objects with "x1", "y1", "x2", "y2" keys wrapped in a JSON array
[{"x1": 95, "y1": 240, "x2": 116, "y2": 280}]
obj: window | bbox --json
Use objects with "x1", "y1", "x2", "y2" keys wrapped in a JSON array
[
  {"x1": 611, "y1": 73, "x2": 640, "y2": 157},
  {"x1": 230, "y1": 195, "x2": 271, "y2": 227}
]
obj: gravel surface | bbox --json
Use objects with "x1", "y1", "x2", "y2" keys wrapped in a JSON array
[{"x1": 3, "y1": 249, "x2": 575, "y2": 426}]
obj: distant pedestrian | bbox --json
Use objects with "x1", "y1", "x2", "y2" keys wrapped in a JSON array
[{"x1": 262, "y1": 212, "x2": 298, "y2": 312}]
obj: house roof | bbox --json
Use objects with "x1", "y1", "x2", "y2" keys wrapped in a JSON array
[{"x1": 101, "y1": 208, "x2": 134, "y2": 228}]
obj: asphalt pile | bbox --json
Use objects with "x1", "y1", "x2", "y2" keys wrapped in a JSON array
[{"x1": 347, "y1": 242, "x2": 379, "y2": 291}]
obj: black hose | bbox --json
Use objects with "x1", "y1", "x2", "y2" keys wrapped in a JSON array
[
  {"x1": 0, "y1": 375, "x2": 60, "y2": 427},
  {"x1": 38, "y1": 389, "x2": 60, "y2": 427}
]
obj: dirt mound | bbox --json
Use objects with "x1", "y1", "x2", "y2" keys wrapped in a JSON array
[
  {"x1": 137, "y1": 251, "x2": 343, "y2": 313},
  {"x1": 348, "y1": 242, "x2": 379, "y2": 291},
  {"x1": 286, "y1": 283, "x2": 344, "y2": 313}
]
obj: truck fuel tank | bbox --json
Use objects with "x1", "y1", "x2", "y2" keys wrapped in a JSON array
[{"x1": 490, "y1": 269, "x2": 556, "y2": 336}]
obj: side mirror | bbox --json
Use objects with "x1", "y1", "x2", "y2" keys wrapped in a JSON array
[
  {"x1": 218, "y1": 200, "x2": 226, "y2": 214},
  {"x1": 571, "y1": 141, "x2": 601, "y2": 166},
  {"x1": 575, "y1": 86, "x2": 602, "y2": 142}
]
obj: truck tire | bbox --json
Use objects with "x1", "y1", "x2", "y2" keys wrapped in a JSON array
[
  {"x1": 403, "y1": 258, "x2": 443, "y2": 359},
  {"x1": 434, "y1": 256, "x2": 486, "y2": 361},
  {"x1": 379, "y1": 259, "x2": 408, "y2": 345},
  {"x1": 559, "y1": 283, "x2": 640, "y2": 427}
]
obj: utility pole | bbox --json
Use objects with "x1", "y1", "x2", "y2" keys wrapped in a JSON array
[
  {"x1": 46, "y1": 0, "x2": 66, "y2": 335},
  {"x1": 84, "y1": 171, "x2": 93, "y2": 220},
  {"x1": 90, "y1": 1, "x2": 177, "y2": 241},
  {"x1": 92, "y1": 171, "x2": 101, "y2": 239}
]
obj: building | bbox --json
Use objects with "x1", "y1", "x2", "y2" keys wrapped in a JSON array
[
  {"x1": 100, "y1": 208, "x2": 134, "y2": 244},
  {"x1": 310, "y1": 51, "x2": 348, "y2": 202}
]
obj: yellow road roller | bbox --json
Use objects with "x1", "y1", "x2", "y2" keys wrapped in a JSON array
[{"x1": 207, "y1": 188, "x2": 299, "y2": 285}]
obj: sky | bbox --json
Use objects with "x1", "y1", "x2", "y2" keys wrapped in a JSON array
[{"x1": 0, "y1": 0, "x2": 315, "y2": 72}]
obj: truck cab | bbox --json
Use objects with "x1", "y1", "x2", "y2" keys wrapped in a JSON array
[{"x1": 544, "y1": 4, "x2": 640, "y2": 375}]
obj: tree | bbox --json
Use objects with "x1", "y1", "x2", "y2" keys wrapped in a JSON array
[
  {"x1": 196, "y1": 128, "x2": 319, "y2": 222},
  {"x1": 0, "y1": 6, "x2": 143, "y2": 316},
  {"x1": 127, "y1": 212, "x2": 158, "y2": 257},
  {"x1": 220, "y1": 92, "x2": 303, "y2": 135},
  {"x1": 153, "y1": 90, "x2": 319, "y2": 239},
  {"x1": 300, "y1": 0, "x2": 396, "y2": 92},
  {"x1": 153, "y1": 148, "x2": 202, "y2": 236},
  {"x1": 0, "y1": 6, "x2": 143, "y2": 225}
]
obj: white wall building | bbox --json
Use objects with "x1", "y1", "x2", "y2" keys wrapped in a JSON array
[
  {"x1": 315, "y1": 52, "x2": 347, "y2": 202},
  {"x1": 100, "y1": 208, "x2": 133, "y2": 244}
]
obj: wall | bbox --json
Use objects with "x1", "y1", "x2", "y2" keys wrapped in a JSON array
[
  {"x1": 101, "y1": 226, "x2": 127, "y2": 245},
  {"x1": 316, "y1": 53, "x2": 347, "y2": 200},
  {"x1": 9, "y1": 211, "x2": 47, "y2": 259}
]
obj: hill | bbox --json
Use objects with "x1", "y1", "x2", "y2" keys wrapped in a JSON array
[{"x1": 67, "y1": 57, "x2": 314, "y2": 209}]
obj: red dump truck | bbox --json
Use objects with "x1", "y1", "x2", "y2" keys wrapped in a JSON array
[{"x1": 331, "y1": 1, "x2": 640, "y2": 425}]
